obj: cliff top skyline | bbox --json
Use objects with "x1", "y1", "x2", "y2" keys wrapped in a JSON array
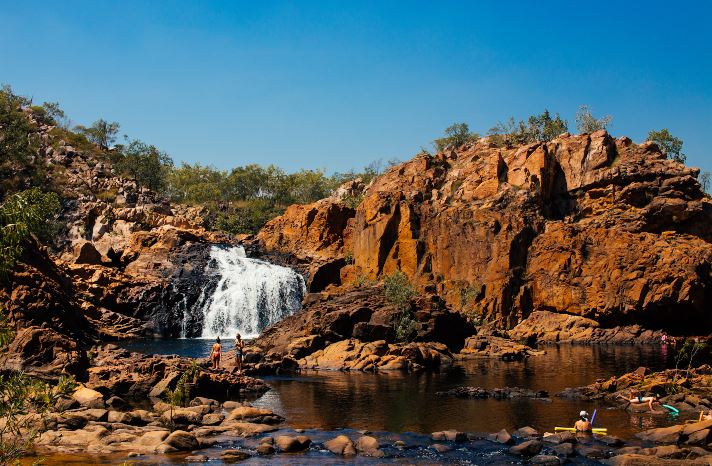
[{"x1": 2, "y1": 0, "x2": 710, "y2": 174}]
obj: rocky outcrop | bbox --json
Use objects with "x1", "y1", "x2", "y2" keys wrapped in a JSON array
[
  {"x1": 509, "y1": 311, "x2": 665, "y2": 344},
  {"x1": 257, "y1": 131, "x2": 712, "y2": 334},
  {"x1": 557, "y1": 364, "x2": 712, "y2": 414}
]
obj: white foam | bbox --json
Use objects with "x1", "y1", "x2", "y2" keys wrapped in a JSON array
[{"x1": 195, "y1": 245, "x2": 305, "y2": 339}]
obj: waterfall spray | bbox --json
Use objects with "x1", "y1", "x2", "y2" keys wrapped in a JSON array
[{"x1": 196, "y1": 245, "x2": 305, "y2": 339}]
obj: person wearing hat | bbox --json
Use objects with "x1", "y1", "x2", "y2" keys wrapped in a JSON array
[{"x1": 575, "y1": 411, "x2": 592, "y2": 432}]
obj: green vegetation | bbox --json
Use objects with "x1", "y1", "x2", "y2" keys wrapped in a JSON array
[
  {"x1": 433, "y1": 123, "x2": 479, "y2": 151},
  {"x1": 488, "y1": 110, "x2": 568, "y2": 147},
  {"x1": 0, "y1": 305, "x2": 78, "y2": 464},
  {"x1": 575, "y1": 105, "x2": 612, "y2": 133},
  {"x1": 667, "y1": 338, "x2": 710, "y2": 394},
  {"x1": 0, "y1": 188, "x2": 61, "y2": 280},
  {"x1": 1, "y1": 85, "x2": 42, "y2": 193},
  {"x1": 75, "y1": 118, "x2": 120, "y2": 150},
  {"x1": 114, "y1": 139, "x2": 174, "y2": 192},
  {"x1": 383, "y1": 271, "x2": 419, "y2": 342},
  {"x1": 647, "y1": 128, "x2": 686, "y2": 164}
]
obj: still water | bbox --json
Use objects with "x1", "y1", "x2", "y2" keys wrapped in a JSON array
[{"x1": 121, "y1": 340, "x2": 682, "y2": 440}]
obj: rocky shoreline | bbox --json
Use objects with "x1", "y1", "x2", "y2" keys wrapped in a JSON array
[{"x1": 9, "y1": 342, "x2": 711, "y2": 465}]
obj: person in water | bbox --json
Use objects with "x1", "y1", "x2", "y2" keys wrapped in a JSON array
[
  {"x1": 211, "y1": 337, "x2": 222, "y2": 370},
  {"x1": 235, "y1": 333, "x2": 245, "y2": 374},
  {"x1": 619, "y1": 390, "x2": 658, "y2": 412},
  {"x1": 574, "y1": 411, "x2": 592, "y2": 432}
]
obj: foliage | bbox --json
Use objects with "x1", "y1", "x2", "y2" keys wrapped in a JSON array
[
  {"x1": 700, "y1": 171, "x2": 711, "y2": 194},
  {"x1": 0, "y1": 322, "x2": 76, "y2": 465},
  {"x1": 75, "y1": 118, "x2": 120, "y2": 150},
  {"x1": 575, "y1": 105, "x2": 612, "y2": 133},
  {"x1": 344, "y1": 251, "x2": 354, "y2": 265},
  {"x1": 667, "y1": 338, "x2": 710, "y2": 394},
  {"x1": 1, "y1": 84, "x2": 41, "y2": 191},
  {"x1": 31, "y1": 101, "x2": 67, "y2": 128},
  {"x1": 383, "y1": 271, "x2": 417, "y2": 311},
  {"x1": 0, "y1": 188, "x2": 61, "y2": 280},
  {"x1": 489, "y1": 110, "x2": 568, "y2": 147},
  {"x1": 394, "y1": 311, "x2": 418, "y2": 342},
  {"x1": 354, "y1": 273, "x2": 376, "y2": 288},
  {"x1": 214, "y1": 200, "x2": 284, "y2": 235},
  {"x1": 433, "y1": 123, "x2": 479, "y2": 151},
  {"x1": 114, "y1": 139, "x2": 174, "y2": 192},
  {"x1": 647, "y1": 128, "x2": 686, "y2": 164},
  {"x1": 0, "y1": 305, "x2": 15, "y2": 348}
]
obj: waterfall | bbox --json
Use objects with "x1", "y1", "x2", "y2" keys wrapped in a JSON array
[{"x1": 196, "y1": 245, "x2": 305, "y2": 339}]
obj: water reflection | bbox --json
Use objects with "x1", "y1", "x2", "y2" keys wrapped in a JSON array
[{"x1": 254, "y1": 345, "x2": 679, "y2": 438}]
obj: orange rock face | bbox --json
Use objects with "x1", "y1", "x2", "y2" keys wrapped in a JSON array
[{"x1": 258, "y1": 132, "x2": 712, "y2": 331}]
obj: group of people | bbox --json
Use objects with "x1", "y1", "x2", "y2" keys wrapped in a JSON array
[
  {"x1": 572, "y1": 389, "x2": 666, "y2": 432},
  {"x1": 210, "y1": 333, "x2": 245, "y2": 373}
]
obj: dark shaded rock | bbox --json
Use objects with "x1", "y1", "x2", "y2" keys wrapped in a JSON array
[{"x1": 509, "y1": 439, "x2": 543, "y2": 456}]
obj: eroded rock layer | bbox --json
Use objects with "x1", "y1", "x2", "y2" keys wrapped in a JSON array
[{"x1": 258, "y1": 131, "x2": 712, "y2": 333}]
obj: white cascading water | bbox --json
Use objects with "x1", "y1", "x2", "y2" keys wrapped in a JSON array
[{"x1": 197, "y1": 245, "x2": 305, "y2": 339}]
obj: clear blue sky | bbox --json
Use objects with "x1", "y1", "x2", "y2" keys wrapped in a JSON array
[{"x1": 1, "y1": 1, "x2": 710, "y2": 175}]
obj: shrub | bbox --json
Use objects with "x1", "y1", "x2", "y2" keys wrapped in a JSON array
[
  {"x1": 0, "y1": 188, "x2": 61, "y2": 280},
  {"x1": 433, "y1": 123, "x2": 479, "y2": 151},
  {"x1": 74, "y1": 118, "x2": 120, "y2": 150},
  {"x1": 575, "y1": 105, "x2": 612, "y2": 133},
  {"x1": 394, "y1": 312, "x2": 418, "y2": 342},
  {"x1": 114, "y1": 139, "x2": 174, "y2": 193},
  {"x1": 488, "y1": 110, "x2": 568, "y2": 147},
  {"x1": 383, "y1": 271, "x2": 416, "y2": 311},
  {"x1": 647, "y1": 128, "x2": 686, "y2": 164}
]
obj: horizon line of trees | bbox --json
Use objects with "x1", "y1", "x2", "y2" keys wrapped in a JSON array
[{"x1": 2, "y1": 84, "x2": 710, "y2": 234}]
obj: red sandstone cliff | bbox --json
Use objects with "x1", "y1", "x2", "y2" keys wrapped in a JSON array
[{"x1": 257, "y1": 131, "x2": 712, "y2": 333}]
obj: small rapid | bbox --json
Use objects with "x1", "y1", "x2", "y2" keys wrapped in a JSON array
[{"x1": 194, "y1": 245, "x2": 305, "y2": 339}]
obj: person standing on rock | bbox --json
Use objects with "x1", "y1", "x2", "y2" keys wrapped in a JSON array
[
  {"x1": 211, "y1": 337, "x2": 222, "y2": 370},
  {"x1": 235, "y1": 333, "x2": 244, "y2": 374}
]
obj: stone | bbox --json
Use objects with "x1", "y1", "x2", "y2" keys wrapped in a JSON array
[
  {"x1": 220, "y1": 450, "x2": 251, "y2": 462},
  {"x1": 184, "y1": 455, "x2": 209, "y2": 463},
  {"x1": 509, "y1": 439, "x2": 543, "y2": 456},
  {"x1": 256, "y1": 444, "x2": 275, "y2": 455},
  {"x1": 636, "y1": 424, "x2": 684, "y2": 443},
  {"x1": 162, "y1": 430, "x2": 199, "y2": 451},
  {"x1": 160, "y1": 408, "x2": 203, "y2": 426},
  {"x1": 542, "y1": 432, "x2": 576, "y2": 445},
  {"x1": 490, "y1": 429, "x2": 514, "y2": 445},
  {"x1": 324, "y1": 435, "x2": 357, "y2": 456},
  {"x1": 552, "y1": 442, "x2": 575, "y2": 457},
  {"x1": 431, "y1": 443, "x2": 451, "y2": 453},
  {"x1": 531, "y1": 455, "x2": 561, "y2": 465},
  {"x1": 275, "y1": 435, "x2": 311, "y2": 453},
  {"x1": 514, "y1": 426, "x2": 541, "y2": 438},
  {"x1": 72, "y1": 386, "x2": 105, "y2": 408},
  {"x1": 106, "y1": 396, "x2": 128, "y2": 410},
  {"x1": 685, "y1": 428, "x2": 711, "y2": 446},
  {"x1": 201, "y1": 413, "x2": 224, "y2": 425},
  {"x1": 355, "y1": 435, "x2": 384, "y2": 457}
]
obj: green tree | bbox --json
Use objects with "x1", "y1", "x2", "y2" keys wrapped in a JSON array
[
  {"x1": 115, "y1": 139, "x2": 174, "y2": 192},
  {"x1": 1, "y1": 84, "x2": 39, "y2": 188},
  {"x1": 0, "y1": 188, "x2": 61, "y2": 280},
  {"x1": 75, "y1": 118, "x2": 120, "y2": 150},
  {"x1": 575, "y1": 105, "x2": 612, "y2": 133},
  {"x1": 433, "y1": 123, "x2": 479, "y2": 151},
  {"x1": 528, "y1": 109, "x2": 568, "y2": 141},
  {"x1": 383, "y1": 271, "x2": 419, "y2": 342},
  {"x1": 647, "y1": 128, "x2": 686, "y2": 164},
  {"x1": 488, "y1": 110, "x2": 568, "y2": 147}
]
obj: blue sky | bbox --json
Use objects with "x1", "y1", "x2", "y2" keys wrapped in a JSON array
[{"x1": 1, "y1": 1, "x2": 710, "y2": 174}]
